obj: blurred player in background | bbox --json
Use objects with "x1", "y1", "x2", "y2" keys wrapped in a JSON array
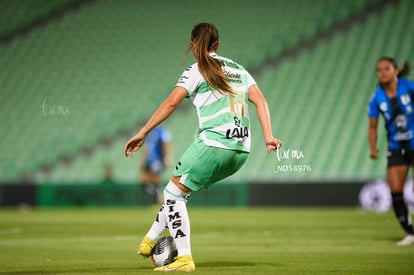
[
  {"x1": 140, "y1": 126, "x2": 172, "y2": 204},
  {"x1": 125, "y1": 22, "x2": 282, "y2": 271},
  {"x1": 368, "y1": 57, "x2": 414, "y2": 246}
]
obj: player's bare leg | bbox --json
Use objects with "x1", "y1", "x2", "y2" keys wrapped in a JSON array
[{"x1": 388, "y1": 165, "x2": 414, "y2": 245}]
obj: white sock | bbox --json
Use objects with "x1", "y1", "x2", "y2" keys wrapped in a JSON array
[
  {"x1": 144, "y1": 181, "x2": 191, "y2": 243},
  {"x1": 145, "y1": 204, "x2": 168, "y2": 241},
  {"x1": 164, "y1": 181, "x2": 192, "y2": 256}
]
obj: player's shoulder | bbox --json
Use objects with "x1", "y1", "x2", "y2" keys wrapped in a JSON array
[
  {"x1": 180, "y1": 62, "x2": 202, "y2": 79},
  {"x1": 184, "y1": 63, "x2": 199, "y2": 73},
  {"x1": 178, "y1": 63, "x2": 202, "y2": 86},
  {"x1": 369, "y1": 86, "x2": 383, "y2": 103},
  {"x1": 372, "y1": 85, "x2": 384, "y2": 96},
  {"x1": 399, "y1": 78, "x2": 414, "y2": 87},
  {"x1": 399, "y1": 77, "x2": 411, "y2": 83}
]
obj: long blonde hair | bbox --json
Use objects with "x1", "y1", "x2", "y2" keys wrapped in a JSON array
[{"x1": 185, "y1": 23, "x2": 233, "y2": 94}]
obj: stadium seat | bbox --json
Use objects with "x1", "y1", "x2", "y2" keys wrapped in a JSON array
[{"x1": 2, "y1": 0, "x2": 410, "y2": 183}]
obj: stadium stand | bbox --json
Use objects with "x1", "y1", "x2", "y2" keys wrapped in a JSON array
[
  {"x1": 0, "y1": 0, "x2": 76, "y2": 38},
  {"x1": 1, "y1": 0, "x2": 411, "y2": 184},
  {"x1": 232, "y1": 0, "x2": 413, "y2": 181}
]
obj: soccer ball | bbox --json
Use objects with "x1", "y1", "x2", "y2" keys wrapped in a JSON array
[{"x1": 151, "y1": 236, "x2": 178, "y2": 267}]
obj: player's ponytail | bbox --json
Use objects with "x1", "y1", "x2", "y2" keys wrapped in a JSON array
[
  {"x1": 186, "y1": 23, "x2": 233, "y2": 95},
  {"x1": 398, "y1": 61, "x2": 410, "y2": 78}
]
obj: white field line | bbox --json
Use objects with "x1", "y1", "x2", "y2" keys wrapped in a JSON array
[
  {"x1": 0, "y1": 235, "x2": 137, "y2": 245},
  {"x1": 0, "y1": 231, "x2": 229, "y2": 245}
]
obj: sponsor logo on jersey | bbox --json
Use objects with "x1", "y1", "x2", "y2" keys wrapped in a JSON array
[
  {"x1": 224, "y1": 70, "x2": 242, "y2": 83},
  {"x1": 226, "y1": 126, "x2": 249, "y2": 139}
]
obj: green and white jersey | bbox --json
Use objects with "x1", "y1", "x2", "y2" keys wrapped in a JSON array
[{"x1": 176, "y1": 53, "x2": 256, "y2": 152}]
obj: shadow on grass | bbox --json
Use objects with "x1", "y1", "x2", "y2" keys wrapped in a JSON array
[
  {"x1": 2, "y1": 262, "x2": 286, "y2": 274},
  {"x1": 0, "y1": 267, "x2": 153, "y2": 274},
  {"x1": 373, "y1": 236, "x2": 406, "y2": 244},
  {"x1": 198, "y1": 261, "x2": 283, "y2": 268}
]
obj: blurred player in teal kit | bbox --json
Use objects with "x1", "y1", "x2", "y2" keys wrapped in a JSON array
[
  {"x1": 140, "y1": 126, "x2": 172, "y2": 204},
  {"x1": 368, "y1": 57, "x2": 414, "y2": 246}
]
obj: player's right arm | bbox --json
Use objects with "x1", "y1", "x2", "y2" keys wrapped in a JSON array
[
  {"x1": 369, "y1": 117, "x2": 379, "y2": 159},
  {"x1": 125, "y1": 87, "x2": 187, "y2": 157},
  {"x1": 248, "y1": 84, "x2": 282, "y2": 152},
  {"x1": 367, "y1": 93, "x2": 380, "y2": 160}
]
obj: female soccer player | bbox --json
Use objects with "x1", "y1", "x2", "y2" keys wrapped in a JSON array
[
  {"x1": 140, "y1": 126, "x2": 171, "y2": 204},
  {"x1": 125, "y1": 23, "x2": 282, "y2": 271},
  {"x1": 368, "y1": 57, "x2": 414, "y2": 246}
]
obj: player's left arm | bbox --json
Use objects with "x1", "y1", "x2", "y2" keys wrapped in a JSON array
[
  {"x1": 125, "y1": 87, "x2": 187, "y2": 157},
  {"x1": 248, "y1": 84, "x2": 282, "y2": 152}
]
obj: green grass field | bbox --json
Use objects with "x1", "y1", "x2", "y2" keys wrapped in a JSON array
[{"x1": 0, "y1": 207, "x2": 412, "y2": 274}]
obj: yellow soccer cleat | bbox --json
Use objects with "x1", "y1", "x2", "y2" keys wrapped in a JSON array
[
  {"x1": 137, "y1": 236, "x2": 156, "y2": 257},
  {"x1": 154, "y1": 255, "x2": 195, "y2": 272}
]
